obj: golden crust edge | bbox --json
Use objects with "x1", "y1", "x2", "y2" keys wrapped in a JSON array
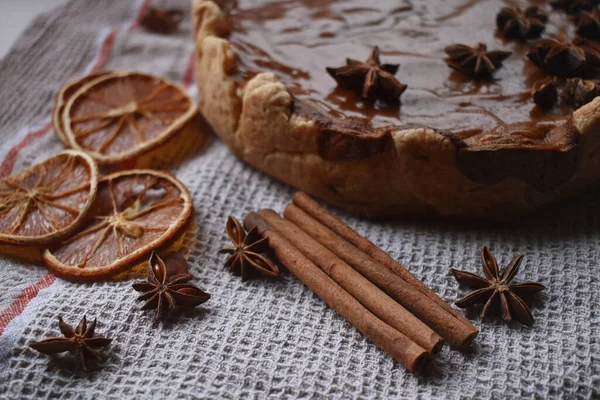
[{"x1": 192, "y1": 0, "x2": 600, "y2": 220}]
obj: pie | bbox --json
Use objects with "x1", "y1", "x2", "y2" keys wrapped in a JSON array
[{"x1": 191, "y1": 0, "x2": 600, "y2": 220}]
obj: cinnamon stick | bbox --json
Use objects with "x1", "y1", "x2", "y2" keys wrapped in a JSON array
[
  {"x1": 249, "y1": 209, "x2": 443, "y2": 353},
  {"x1": 243, "y1": 212, "x2": 427, "y2": 373},
  {"x1": 282, "y1": 204, "x2": 478, "y2": 348},
  {"x1": 292, "y1": 191, "x2": 473, "y2": 328}
]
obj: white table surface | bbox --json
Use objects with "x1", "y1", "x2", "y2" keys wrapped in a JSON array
[{"x1": 0, "y1": 0, "x2": 68, "y2": 59}]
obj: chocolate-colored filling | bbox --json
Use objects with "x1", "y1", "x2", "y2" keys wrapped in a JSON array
[{"x1": 220, "y1": 0, "x2": 587, "y2": 189}]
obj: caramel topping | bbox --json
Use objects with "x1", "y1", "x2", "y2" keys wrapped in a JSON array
[{"x1": 224, "y1": 0, "x2": 590, "y2": 146}]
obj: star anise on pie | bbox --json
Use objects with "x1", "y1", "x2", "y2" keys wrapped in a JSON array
[
  {"x1": 577, "y1": 7, "x2": 600, "y2": 40},
  {"x1": 219, "y1": 216, "x2": 279, "y2": 281},
  {"x1": 532, "y1": 78, "x2": 559, "y2": 109},
  {"x1": 29, "y1": 316, "x2": 112, "y2": 370},
  {"x1": 577, "y1": 37, "x2": 600, "y2": 67},
  {"x1": 550, "y1": 0, "x2": 600, "y2": 14},
  {"x1": 496, "y1": 6, "x2": 547, "y2": 40},
  {"x1": 326, "y1": 46, "x2": 408, "y2": 103},
  {"x1": 527, "y1": 33, "x2": 591, "y2": 77},
  {"x1": 564, "y1": 77, "x2": 600, "y2": 107},
  {"x1": 444, "y1": 43, "x2": 512, "y2": 79},
  {"x1": 132, "y1": 252, "x2": 210, "y2": 321},
  {"x1": 140, "y1": 7, "x2": 184, "y2": 34},
  {"x1": 451, "y1": 247, "x2": 545, "y2": 326}
]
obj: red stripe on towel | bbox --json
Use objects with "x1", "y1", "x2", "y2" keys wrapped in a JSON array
[{"x1": 0, "y1": 274, "x2": 57, "y2": 336}]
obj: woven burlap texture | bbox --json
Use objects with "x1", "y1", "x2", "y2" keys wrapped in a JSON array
[{"x1": 0, "y1": 0, "x2": 598, "y2": 398}]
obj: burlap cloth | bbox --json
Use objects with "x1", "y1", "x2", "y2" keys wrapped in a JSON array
[{"x1": 0, "y1": 1, "x2": 598, "y2": 398}]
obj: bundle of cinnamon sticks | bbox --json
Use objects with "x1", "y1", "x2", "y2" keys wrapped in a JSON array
[{"x1": 244, "y1": 192, "x2": 478, "y2": 373}]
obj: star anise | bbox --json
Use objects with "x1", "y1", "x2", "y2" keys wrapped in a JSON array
[
  {"x1": 532, "y1": 78, "x2": 558, "y2": 109},
  {"x1": 527, "y1": 33, "x2": 589, "y2": 77},
  {"x1": 577, "y1": 37, "x2": 600, "y2": 67},
  {"x1": 577, "y1": 7, "x2": 600, "y2": 40},
  {"x1": 326, "y1": 46, "x2": 408, "y2": 103},
  {"x1": 219, "y1": 216, "x2": 279, "y2": 281},
  {"x1": 29, "y1": 316, "x2": 112, "y2": 370},
  {"x1": 140, "y1": 7, "x2": 184, "y2": 34},
  {"x1": 451, "y1": 247, "x2": 545, "y2": 326},
  {"x1": 496, "y1": 6, "x2": 547, "y2": 40},
  {"x1": 444, "y1": 43, "x2": 512, "y2": 79},
  {"x1": 550, "y1": 0, "x2": 600, "y2": 14},
  {"x1": 564, "y1": 77, "x2": 600, "y2": 107},
  {"x1": 132, "y1": 252, "x2": 210, "y2": 320}
]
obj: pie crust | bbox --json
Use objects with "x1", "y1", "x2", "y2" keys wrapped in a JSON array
[{"x1": 191, "y1": 0, "x2": 600, "y2": 220}]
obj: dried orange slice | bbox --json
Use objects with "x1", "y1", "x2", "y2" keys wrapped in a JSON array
[
  {"x1": 43, "y1": 169, "x2": 193, "y2": 282},
  {"x1": 53, "y1": 72, "x2": 109, "y2": 146},
  {"x1": 114, "y1": 113, "x2": 213, "y2": 171},
  {"x1": 62, "y1": 71, "x2": 196, "y2": 164},
  {"x1": 0, "y1": 150, "x2": 98, "y2": 245}
]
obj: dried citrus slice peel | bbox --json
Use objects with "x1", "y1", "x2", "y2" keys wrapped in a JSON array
[
  {"x1": 53, "y1": 72, "x2": 110, "y2": 146},
  {"x1": 43, "y1": 169, "x2": 193, "y2": 282},
  {"x1": 0, "y1": 150, "x2": 98, "y2": 245},
  {"x1": 61, "y1": 71, "x2": 197, "y2": 164}
]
